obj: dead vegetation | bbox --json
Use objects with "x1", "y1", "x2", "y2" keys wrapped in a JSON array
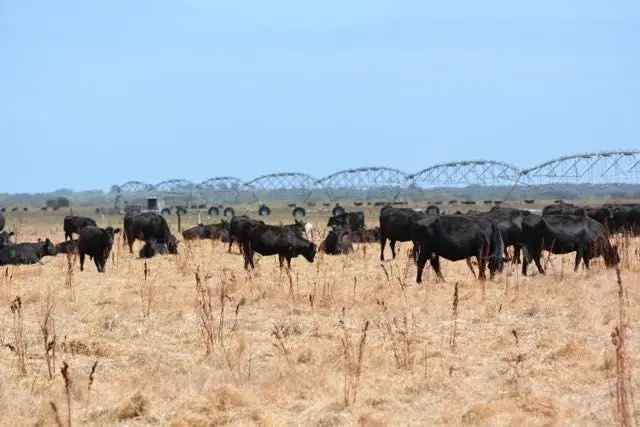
[{"x1": 0, "y1": 212, "x2": 637, "y2": 425}]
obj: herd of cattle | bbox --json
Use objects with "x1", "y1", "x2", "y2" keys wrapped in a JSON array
[{"x1": 0, "y1": 200, "x2": 636, "y2": 282}]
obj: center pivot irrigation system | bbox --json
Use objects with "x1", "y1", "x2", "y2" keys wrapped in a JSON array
[{"x1": 111, "y1": 151, "x2": 640, "y2": 204}]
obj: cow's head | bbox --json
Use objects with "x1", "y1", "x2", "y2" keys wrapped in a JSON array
[
  {"x1": 0, "y1": 231, "x2": 15, "y2": 247},
  {"x1": 301, "y1": 241, "x2": 317, "y2": 263},
  {"x1": 167, "y1": 234, "x2": 179, "y2": 254},
  {"x1": 42, "y1": 238, "x2": 57, "y2": 257}
]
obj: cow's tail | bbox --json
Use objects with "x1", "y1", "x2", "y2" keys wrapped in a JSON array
[{"x1": 490, "y1": 224, "x2": 505, "y2": 272}]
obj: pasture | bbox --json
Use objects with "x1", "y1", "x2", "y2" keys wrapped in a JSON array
[{"x1": 0, "y1": 208, "x2": 638, "y2": 426}]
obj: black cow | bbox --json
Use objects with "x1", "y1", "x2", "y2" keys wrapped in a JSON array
[
  {"x1": 229, "y1": 216, "x2": 264, "y2": 254},
  {"x1": 0, "y1": 212, "x2": 5, "y2": 232},
  {"x1": 64, "y1": 216, "x2": 97, "y2": 241},
  {"x1": 425, "y1": 205, "x2": 440, "y2": 216},
  {"x1": 320, "y1": 227, "x2": 353, "y2": 255},
  {"x1": 520, "y1": 214, "x2": 618, "y2": 275},
  {"x1": 471, "y1": 207, "x2": 530, "y2": 264},
  {"x1": 78, "y1": 226, "x2": 121, "y2": 272},
  {"x1": 542, "y1": 202, "x2": 584, "y2": 217},
  {"x1": 124, "y1": 213, "x2": 178, "y2": 254},
  {"x1": 604, "y1": 204, "x2": 640, "y2": 234},
  {"x1": 139, "y1": 239, "x2": 169, "y2": 259},
  {"x1": 243, "y1": 224, "x2": 316, "y2": 269},
  {"x1": 0, "y1": 231, "x2": 15, "y2": 248},
  {"x1": 182, "y1": 222, "x2": 229, "y2": 241},
  {"x1": 55, "y1": 239, "x2": 78, "y2": 255},
  {"x1": 351, "y1": 227, "x2": 380, "y2": 243},
  {"x1": 379, "y1": 207, "x2": 428, "y2": 261},
  {"x1": 0, "y1": 239, "x2": 57, "y2": 266},
  {"x1": 327, "y1": 211, "x2": 365, "y2": 232},
  {"x1": 410, "y1": 215, "x2": 504, "y2": 283}
]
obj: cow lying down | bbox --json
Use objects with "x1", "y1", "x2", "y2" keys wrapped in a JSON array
[{"x1": 0, "y1": 239, "x2": 57, "y2": 266}]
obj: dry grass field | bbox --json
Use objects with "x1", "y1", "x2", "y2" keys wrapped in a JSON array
[{"x1": 1, "y1": 210, "x2": 639, "y2": 426}]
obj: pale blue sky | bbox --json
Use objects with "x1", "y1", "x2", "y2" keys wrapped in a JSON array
[{"x1": 2, "y1": 1, "x2": 639, "y2": 193}]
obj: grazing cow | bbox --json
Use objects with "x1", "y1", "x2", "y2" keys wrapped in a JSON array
[
  {"x1": 124, "y1": 212, "x2": 178, "y2": 254},
  {"x1": 64, "y1": 216, "x2": 97, "y2": 241},
  {"x1": 0, "y1": 212, "x2": 4, "y2": 232},
  {"x1": 0, "y1": 239, "x2": 57, "y2": 266},
  {"x1": 243, "y1": 224, "x2": 316, "y2": 269},
  {"x1": 319, "y1": 227, "x2": 353, "y2": 255},
  {"x1": 470, "y1": 207, "x2": 530, "y2": 264},
  {"x1": 327, "y1": 211, "x2": 365, "y2": 232},
  {"x1": 520, "y1": 214, "x2": 618, "y2": 275},
  {"x1": 379, "y1": 206, "x2": 428, "y2": 261},
  {"x1": 410, "y1": 215, "x2": 504, "y2": 283},
  {"x1": 0, "y1": 231, "x2": 15, "y2": 248},
  {"x1": 229, "y1": 216, "x2": 264, "y2": 254},
  {"x1": 55, "y1": 239, "x2": 78, "y2": 255},
  {"x1": 78, "y1": 226, "x2": 120, "y2": 272},
  {"x1": 139, "y1": 239, "x2": 169, "y2": 258}
]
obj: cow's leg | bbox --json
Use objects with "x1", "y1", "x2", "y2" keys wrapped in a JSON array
[
  {"x1": 390, "y1": 240, "x2": 397, "y2": 259},
  {"x1": 286, "y1": 257, "x2": 292, "y2": 269},
  {"x1": 466, "y1": 258, "x2": 477, "y2": 278},
  {"x1": 415, "y1": 247, "x2": 429, "y2": 283},
  {"x1": 574, "y1": 249, "x2": 582, "y2": 272},
  {"x1": 64, "y1": 232, "x2": 70, "y2": 242},
  {"x1": 94, "y1": 256, "x2": 102, "y2": 272},
  {"x1": 533, "y1": 252, "x2": 545, "y2": 275},
  {"x1": 513, "y1": 244, "x2": 522, "y2": 264},
  {"x1": 478, "y1": 250, "x2": 487, "y2": 281},
  {"x1": 380, "y1": 235, "x2": 387, "y2": 261},
  {"x1": 430, "y1": 256, "x2": 445, "y2": 282},
  {"x1": 278, "y1": 255, "x2": 284, "y2": 269},
  {"x1": 228, "y1": 237, "x2": 234, "y2": 253},
  {"x1": 128, "y1": 237, "x2": 134, "y2": 254},
  {"x1": 79, "y1": 252, "x2": 85, "y2": 272}
]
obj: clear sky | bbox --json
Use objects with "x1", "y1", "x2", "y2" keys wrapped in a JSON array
[{"x1": 2, "y1": 1, "x2": 639, "y2": 193}]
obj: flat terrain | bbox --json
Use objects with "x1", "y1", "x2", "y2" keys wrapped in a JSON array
[{"x1": 1, "y1": 211, "x2": 638, "y2": 426}]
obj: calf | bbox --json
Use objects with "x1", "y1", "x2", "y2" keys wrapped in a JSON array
[
  {"x1": 139, "y1": 239, "x2": 169, "y2": 258},
  {"x1": 319, "y1": 227, "x2": 353, "y2": 255},
  {"x1": 0, "y1": 239, "x2": 57, "y2": 266},
  {"x1": 78, "y1": 226, "x2": 120, "y2": 272},
  {"x1": 182, "y1": 222, "x2": 229, "y2": 241},
  {"x1": 351, "y1": 227, "x2": 380, "y2": 243},
  {"x1": 243, "y1": 224, "x2": 316, "y2": 269},
  {"x1": 64, "y1": 216, "x2": 97, "y2": 241}
]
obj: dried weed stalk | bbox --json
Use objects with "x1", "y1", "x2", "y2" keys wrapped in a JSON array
[
  {"x1": 8, "y1": 296, "x2": 27, "y2": 375},
  {"x1": 340, "y1": 320, "x2": 369, "y2": 406},
  {"x1": 41, "y1": 287, "x2": 57, "y2": 379}
]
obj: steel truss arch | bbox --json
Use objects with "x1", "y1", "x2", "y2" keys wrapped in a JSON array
[
  {"x1": 410, "y1": 160, "x2": 521, "y2": 188},
  {"x1": 518, "y1": 150, "x2": 640, "y2": 186},
  {"x1": 197, "y1": 176, "x2": 252, "y2": 204},
  {"x1": 245, "y1": 172, "x2": 319, "y2": 202},
  {"x1": 154, "y1": 179, "x2": 195, "y2": 193},
  {"x1": 118, "y1": 181, "x2": 153, "y2": 193},
  {"x1": 317, "y1": 167, "x2": 409, "y2": 201}
]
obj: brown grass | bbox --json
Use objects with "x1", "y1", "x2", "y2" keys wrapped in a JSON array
[{"x1": 0, "y1": 211, "x2": 638, "y2": 425}]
